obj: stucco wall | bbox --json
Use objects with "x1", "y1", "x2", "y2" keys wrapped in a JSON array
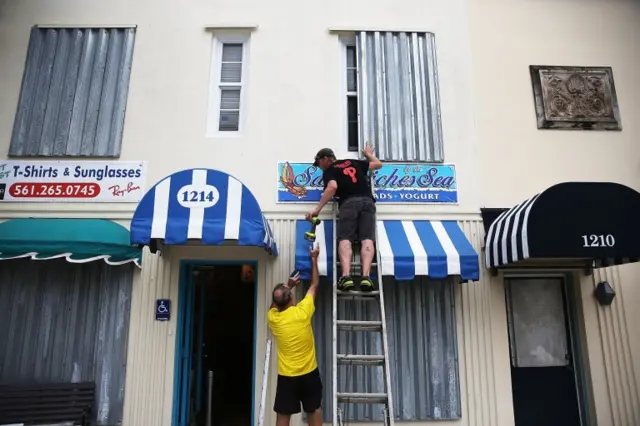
[
  {"x1": 469, "y1": 0, "x2": 640, "y2": 207},
  {"x1": 0, "y1": 0, "x2": 479, "y2": 217}
]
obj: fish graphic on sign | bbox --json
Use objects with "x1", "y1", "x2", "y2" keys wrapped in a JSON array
[{"x1": 279, "y1": 162, "x2": 308, "y2": 199}]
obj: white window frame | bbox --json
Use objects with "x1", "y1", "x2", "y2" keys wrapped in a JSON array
[
  {"x1": 339, "y1": 34, "x2": 359, "y2": 159},
  {"x1": 206, "y1": 31, "x2": 250, "y2": 137}
]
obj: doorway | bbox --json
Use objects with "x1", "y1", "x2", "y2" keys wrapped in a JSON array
[
  {"x1": 505, "y1": 276, "x2": 583, "y2": 426},
  {"x1": 173, "y1": 262, "x2": 257, "y2": 426}
]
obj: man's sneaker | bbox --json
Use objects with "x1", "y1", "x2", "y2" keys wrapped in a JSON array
[
  {"x1": 338, "y1": 276, "x2": 355, "y2": 291},
  {"x1": 360, "y1": 276, "x2": 374, "y2": 292}
]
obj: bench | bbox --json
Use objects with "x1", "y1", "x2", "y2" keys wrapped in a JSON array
[{"x1": 0, "y1": 382, "x2": 95, "y2": 426}]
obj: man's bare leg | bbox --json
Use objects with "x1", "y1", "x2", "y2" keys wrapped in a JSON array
[
  {"x1": 307, "y1": 409, "x2": 322, "y2": 426},
  {"x1": 276, "y1": 413, "x2": 291, "y2": 426},
  {"x1": 338, "y1": 240, "x2": 352, "y2": 277},
  {"x1": 360, "y1": 239, "x2": 375, "y2": 276},
  {"x1": 360, "y1": 239, "x2": 375, "y2": 291},
  {"x1": 337, "y1": 240, "x2": 355, "y2": 290}
]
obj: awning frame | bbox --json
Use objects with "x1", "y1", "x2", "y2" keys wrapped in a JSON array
[
  {"x1": 0, "y1": 218, "x2": 142, "y2": 267},
  {"x1": 481, "y1": 181, "x2": 640, "y2": 273},
  {"x1": 294, "y1": 219, "x2": 480, "y2": 282},
  {"x1": 130, "y1": 168, "x2": 278, "y2": 255}
]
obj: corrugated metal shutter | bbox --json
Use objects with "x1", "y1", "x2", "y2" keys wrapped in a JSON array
[
  {"x1": 9, "y1": 27, "x2": 136, "y2": 157},
  {"x1": 356, "y1": 31, "x2": 444, "y2": 162},
  {"x1": 0, "y1": 259, "x2": 134, "y2": 425},
  {"x1": 312, "y1": 278, "x2": 461, "y2": 421}
]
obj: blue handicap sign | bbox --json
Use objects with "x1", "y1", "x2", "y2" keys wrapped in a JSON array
[{"x1": 156, "y1": 299, "x2": 171, "y2": 321}]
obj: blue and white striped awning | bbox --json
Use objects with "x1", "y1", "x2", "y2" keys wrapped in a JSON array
[
  {"x1": 295, "y1": 219, "x2": 479, "y2": 281},
  {"x1": 131, "y1": 168, "x2": 277, "y2": 255}
]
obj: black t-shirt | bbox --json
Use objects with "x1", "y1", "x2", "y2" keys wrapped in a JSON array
[{"x1": 322, "y1": 159, "x2": 374, "y2": 203}]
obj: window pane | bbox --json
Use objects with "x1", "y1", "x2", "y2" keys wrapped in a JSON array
[
  {"x1": 222, "y1": 43, "x2": 243, "y2": 62},
  {"x1": 346, "y1": 45, "x2": 357, "y2": 92},
  {"x1": 346, "y1": 45, "x2": 356, "y2": 67},
  {"x1": 348, "y1": 122, "x2": 358, "y2": 151},
  {"x1": 219, "y1": 111, "x2": 239, "y2": 131},
  {"x1": 507, "y1": 278, "x2": 569, "y2": 368},
  {"x1": 220, "y1": 88, "x2": 240, "y2": 110},
  {"x1": 221, "y1": 62, "x2": 242, "y2": 83},
  {"x1": 347, "y1": 69, "x2": 357, "y2": 93},
  {"x1": 347, "y1": 96, "x2": 359, "y2": 151}
]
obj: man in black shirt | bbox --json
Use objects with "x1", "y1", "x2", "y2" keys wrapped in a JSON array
[{"x1": 305, "y1": 144, "x2": 383, "y2": 291}]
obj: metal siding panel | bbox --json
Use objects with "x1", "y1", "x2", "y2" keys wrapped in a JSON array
[
  {"x1": 81, "y1": 29, "x2": 109, "y2": 156},
  {"x1": 94, "y1": 29, "x2": 123, "y2": 156},
  {"x1": 39, "y1": 29, "x2": 70, "y2": 156},
  {"x1": 109, "y1": 28, "x2": 136, "y2": 157},
  {"x1": 53, "y1": 29, "x2": 84, "y2": 156},
  {"x1": 67, "y1": 29, "x2": 96, "y2": 155},
  {"x1": 312, "y1": 277, "x2": 461, "y2": 421},
  {"x1": 9, "y1": 27, "x2": 42, "y2": 156},
  {"x1": 0, "y1": 259, "x2": 133, "y2": 425},
  {"x1": 27, "y1": 28, "x2": 58, "y2": 156},
  {"x1": 356, "y1": 31, "x2": 444, "y2": 162},
  {"x1": 9, "y1": 28, "x2": 135, "y2": 157}
]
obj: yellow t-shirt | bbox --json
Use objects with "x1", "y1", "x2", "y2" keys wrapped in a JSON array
[{"x1": 267, "y1": 294, "x2": 318, "y2": 377}]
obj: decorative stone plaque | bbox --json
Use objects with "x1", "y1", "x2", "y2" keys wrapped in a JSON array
[{"x1": 529, "y1": 65, "x2": 621, "y2": 130}]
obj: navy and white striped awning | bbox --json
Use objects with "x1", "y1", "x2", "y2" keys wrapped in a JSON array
[
  {"x1": 483, "y1": 182, "x2": 640, "y2": 269},
  {"x1": 131, "y1": 168, "x2": 277, "y2": 254},
  {"x1": 295, "y1": 219, "x2": 479, "y2": 281}
]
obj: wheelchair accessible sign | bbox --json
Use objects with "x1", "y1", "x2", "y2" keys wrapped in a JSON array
[{"x1": 156, "y1": 299, "x2": 171, "y2": 321}]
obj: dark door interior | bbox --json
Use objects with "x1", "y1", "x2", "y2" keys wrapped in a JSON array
[
  {"x1": 505, "y1": 277, "x2": 582, "y2": 426},
  {"x1": 182, "y1": 264, "x2": 256, "y2": 426}
]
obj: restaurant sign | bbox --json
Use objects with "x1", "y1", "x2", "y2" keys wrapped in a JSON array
[
  {"x1": 0, "y1": 160, "x2": 147, "y2": 203},
  {"x1": 277, "y1": 161, "x2": 457, "y2": 203}
]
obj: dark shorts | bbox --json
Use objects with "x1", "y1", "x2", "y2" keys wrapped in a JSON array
[
  {"x1": 337, "y1": 196, "x2": 376, "y2": 243},
  {"x1": 274, "y1": 368, "x2": 323, "y2": 415}
]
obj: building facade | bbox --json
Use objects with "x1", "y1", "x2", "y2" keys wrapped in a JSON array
[{"x1": 0, "y1": 0, "x2": 639, "y2": 426}]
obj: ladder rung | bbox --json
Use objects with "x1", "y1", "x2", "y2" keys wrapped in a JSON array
[
  {"x1": 337, "y1": 290, "x2": 380, "y2": 299},
  {"x1": 337, "y1": 392, "x2": 388, "y2": 404},
  {"x1": 336, "y1": 320, "x2": 382, "y2": 331},
  {"x1": 336, "y1": 354, "x2": 385, "y2": 366}
]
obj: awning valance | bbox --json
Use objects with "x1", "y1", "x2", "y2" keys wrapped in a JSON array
[
  {"x1": 0, "y1": 219, "x2": 141, "y2": 267},
  {"x1": 294, "y1": 219, "x2": 479, "y2": 281},
  {"x1": 482, "y1": 182, "x2": 640, "y2": 269},
  {"x1": 131, "y1": 168, "x2": 277, "y2": 255}
]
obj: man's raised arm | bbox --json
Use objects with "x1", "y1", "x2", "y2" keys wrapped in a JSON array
[
  {"x1": 362, "y1": 142, "x2": 382, "y2": 170},
  {"x1": 306, "y1": 244, "x2": 320, "y2": 299}
]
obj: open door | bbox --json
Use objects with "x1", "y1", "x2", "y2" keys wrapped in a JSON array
[{"x1": 173, "y1": 263, "x2": 257, "y2": 426}]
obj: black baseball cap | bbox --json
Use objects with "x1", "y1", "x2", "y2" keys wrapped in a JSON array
[{"x1": 313, "y1": 148, "x2": 335, "y2": 167}]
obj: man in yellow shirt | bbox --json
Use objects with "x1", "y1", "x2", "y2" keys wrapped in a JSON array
[{"x1": 267, "y1": 245, "x2": 322, "y2": 426}]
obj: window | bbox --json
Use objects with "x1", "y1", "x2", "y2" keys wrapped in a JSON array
[
  {"x1": 9, "y1": 27, "x2": 136, "y2": 157},
  {"x1": 309, "y1": 277, "x2": 461, "y2": 421},
  {"x1": 345, "y1": 44, "x2": 359, "y2": 152},
  {"x1": 207, "y1": 34, "x2": 249, "y2": 135},
  {"x1": 342, "y1": 31, "x2": 444, "y2": 162}
]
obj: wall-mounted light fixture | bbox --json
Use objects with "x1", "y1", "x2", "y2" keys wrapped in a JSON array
[{"x1": 594, "y1": 281, "x2": 616, "y2": 306}]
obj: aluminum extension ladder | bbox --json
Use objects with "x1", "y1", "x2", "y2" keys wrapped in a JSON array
[{"x1": 331, "y1": 176, "x2": 395, "y2": 426}]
